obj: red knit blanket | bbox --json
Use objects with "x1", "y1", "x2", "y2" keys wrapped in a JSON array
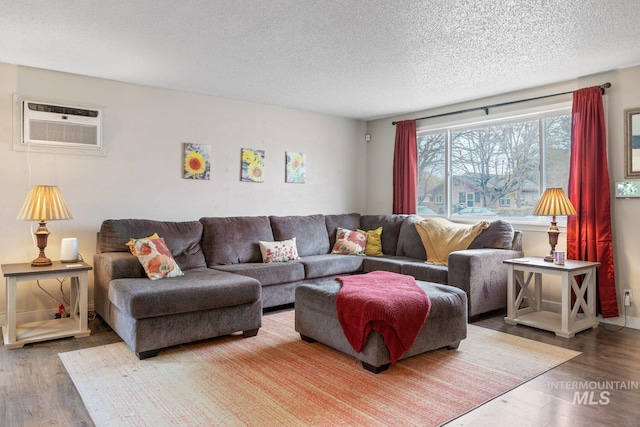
[{"x1": 336, "y1": 271, "x2": 431, "y2": 364}]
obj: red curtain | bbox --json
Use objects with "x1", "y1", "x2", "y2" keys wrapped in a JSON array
[
  {"x1": 567, "y1": 87, "x2": 618, "y2": 317},
  {"x1": 393, "y1": 120, "x2": 417, "y2": 214}
]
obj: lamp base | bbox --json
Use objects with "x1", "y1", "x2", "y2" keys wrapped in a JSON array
[
  {"x1": 31, "y1": 256, "x2": 52, "y2": 267},
  {"x1": 544, "y1": 222, "x2": 560, "y2": 263},
  {"x1": 31, "y1": 221, "x2": 52, "y2": 267}
]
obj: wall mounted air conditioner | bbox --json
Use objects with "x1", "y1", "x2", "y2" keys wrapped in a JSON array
[{"x1": 13, "y1": 95, "x2": 106, "y2": 156}]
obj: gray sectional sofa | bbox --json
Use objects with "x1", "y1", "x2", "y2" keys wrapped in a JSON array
[{"x1": 94, "y1": 213, "x2": 523, "y2": 358}]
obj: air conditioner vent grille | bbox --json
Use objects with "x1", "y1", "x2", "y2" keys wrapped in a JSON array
[
  {"x1": 27, "y1": 102, "x2": 99, "y2": 117},
  {"x1": 30, "y1": 120, "x2": 98, "y2": 145}
]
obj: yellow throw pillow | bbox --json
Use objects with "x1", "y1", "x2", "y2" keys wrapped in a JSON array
[
  {"x1": 359, "y1": 227, "x2": 383, "y2": 256},
  {"x1": 126, "y1": 233, "x2": 159, "y2": 256},
  {"x1": 414, "y1": 218, "x2": 489, "y2": 266}
]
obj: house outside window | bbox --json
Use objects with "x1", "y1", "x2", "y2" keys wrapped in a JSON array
[
  {"x1": 416, "y1": 104, "x2": 571, "y2": 220},
  {"x1": 500, "y1": 197, "x2": 512, "y2": 207}
]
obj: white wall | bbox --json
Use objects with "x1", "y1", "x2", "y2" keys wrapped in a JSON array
[
  {"x1": 0, "y1": 63, "x2": 367, "y2": 319},
  {"x1": 366, "y1": 65, "x2": 640, "y2": 328},
  {"x1": 3, "y1": 61, "x2": 639, "y2": 329}
]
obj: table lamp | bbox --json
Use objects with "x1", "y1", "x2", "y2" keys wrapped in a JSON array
[
  {"x1": 532, "y1": 187, "x2": 576, "y2": 262},
  {"x1": 17, "y1": 185, "x2": 72, "y2": 266}
]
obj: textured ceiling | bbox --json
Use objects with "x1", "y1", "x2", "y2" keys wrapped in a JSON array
[{"x1": 1, "y1": 1, "x2": 640, "y2": 120}]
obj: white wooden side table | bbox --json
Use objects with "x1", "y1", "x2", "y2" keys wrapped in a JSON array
[
  {"x1": 2, "y1": 261, "x2": 92, "y2": 349},
  {"x1": 504, "y1": 257, "x2": 600, "y2": 338}
]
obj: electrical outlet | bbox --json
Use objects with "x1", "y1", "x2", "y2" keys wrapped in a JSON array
[{"x1": 624, "y1": 289, "x2": 633, "y2": 307}]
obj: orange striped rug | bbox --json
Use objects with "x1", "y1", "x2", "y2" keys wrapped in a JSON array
[{"x1": 60, "y1": 310, "x2": 579, "y2": 426}]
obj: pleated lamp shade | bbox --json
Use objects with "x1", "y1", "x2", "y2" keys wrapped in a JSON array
[
  {"x1": 533, "y1": 188, "x2": 576, "y2": 217},
  {"x1": 17, "y1": 185, "x2": 72, "y2": 221},
  {"x1": 17, "y1": 185, "x2": 72, "y2": 266}
]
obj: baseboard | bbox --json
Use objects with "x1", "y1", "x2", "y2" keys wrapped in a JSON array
[
  {"x1": 0, "y1": 308, "x2": 60, "y2": 326},
  {"x1": 541, "y1": 299, "x2": 561, "y2": 313},
  {"x1": 537, "y1": 299, "x2": 639, "y2": 330},
  {"x1": 0, "y1": 303, "x2": 95, "y2": 327},
  {"x1": 599, "y1": 313, "x2": 640, "y2": 330}
]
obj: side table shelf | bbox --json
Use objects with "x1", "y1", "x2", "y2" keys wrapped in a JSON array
[{"x1": 2, "y1": 261, "x2": 92, "y2": 349}]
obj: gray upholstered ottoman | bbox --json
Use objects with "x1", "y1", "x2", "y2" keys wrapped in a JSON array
[{"x1": 294, "y1": 279, "x2": 467, "y2": 373}]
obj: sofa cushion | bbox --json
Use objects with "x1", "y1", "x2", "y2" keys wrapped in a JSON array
[
  {"x1": 325, "y1": 213, "x2": 361, "y2": 248},
  {"x1": 108, "y1": 268, "x2": 261, "y2": 319},
  {"x1": 362, "y1": 255, "x2": 410, "y2": 274},
  {"x1": 269, "y1": 214, "x2": 329, "y2": 256},
  {"x1": 98, "y1": 219, "x2": 206, "y2": 270},
  {"x1": 468, "y1": 220, "x2": 515, "y2": 250},
  {"x1": 360, "y1": 215, "x2": 409, "y2": 256},
  {"x1": 200, "y1": 216, "x2": 274, "y2": 266},
  {"x1": 395, "y1": 215, "x2": 427, "y2": 260},
  {"x1": 298, "y1": 254, "x2": 364, "y2": 279},
  {"x1": 213, "y1": 262, "x2": 305, "y2": 287},
  {"x1": 512, "y1": 230, "x2": 523, "y2": 252},
  {"x1": 400, "y1": 261, "x2": 449, "y2": 285}
]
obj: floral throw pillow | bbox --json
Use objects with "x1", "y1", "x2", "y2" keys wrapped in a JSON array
[
  {"x1": 259, "y1": 238, "x2": 300, "y2": 263},
  {"x1": 332, "y1": 228, "x2": 368, "y2": 256},
  {"x1": 133, "y1": 237, "x2": 184, "y2": 280},
  {"x1": 126, "y1": 233, "x2": 159, "y2": 257}
]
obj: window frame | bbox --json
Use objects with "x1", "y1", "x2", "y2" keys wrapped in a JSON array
[{"x1": 416, "y1": 101, "x2": 573, "y2": 227}]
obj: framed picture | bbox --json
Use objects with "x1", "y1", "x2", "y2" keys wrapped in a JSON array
[
  {"x1": 183, "y1": 143, "x2": 211, "y2": 180},
  {"x1": 241, "y1": 148, "x2": 265, "y2": 182},
  {"x1": 286, "y1": 152, "x2": 305, "y2": 183},
  {"x1": 615, "y1": 181, "x2": 640, "y2": 198}
]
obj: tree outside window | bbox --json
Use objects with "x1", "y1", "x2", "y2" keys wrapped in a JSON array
[{"x1": 416, "y1": 110, "x2": 571, "y2": 219}]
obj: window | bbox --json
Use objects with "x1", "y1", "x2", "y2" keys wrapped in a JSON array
[
  {"x1": 466, "y1": 193, "x2": 474, "y2": 207},
  {"x1": 417, "y1": 106, "x2": 571, "y2": 220}
]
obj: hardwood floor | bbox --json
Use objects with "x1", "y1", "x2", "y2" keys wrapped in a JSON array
[
  {"x1": 448, "y1": 312, "x2": 640, "y2": 426},
  {"x1": 1, "y1": 311, "x2": 638, "y2": 426},
  {"x1": 0, "y1": 316, "x2": 121, "y2": 426}
]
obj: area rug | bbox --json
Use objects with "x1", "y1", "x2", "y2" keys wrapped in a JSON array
[{"x1": 60, "y1": 310, "x2": 579, "y2": 426}]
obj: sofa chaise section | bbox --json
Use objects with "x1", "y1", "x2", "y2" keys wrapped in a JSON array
[
  {"x1": 94, "y1": 219, "x2": 262, "y2": 359},
  {"x1": 107, "y1": 268, "x2": 261, "y2": 359}
]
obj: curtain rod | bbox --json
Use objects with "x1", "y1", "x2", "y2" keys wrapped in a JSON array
[{"x1": 391, "y1": 82, "x2": 611, "y2": 125}]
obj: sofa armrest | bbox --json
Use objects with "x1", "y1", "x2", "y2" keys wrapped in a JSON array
[
  {"x1": 447, "y1": 248, "x2": 524, "y2": 317},
  {"x1": 94, "y1": 252, "x2": 143, "y2": 283},
  {"x1": 93, "y1": 252, "x2": 144, "y2": 320}
]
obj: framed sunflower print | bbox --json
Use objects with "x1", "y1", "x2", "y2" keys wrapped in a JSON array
[
  {"x1": 183, "y1": 143, "x2": 211, "y2": 180},
  {"x1": 241, "y1": 148, "x2": 265, "y2": 183},
  {"x1": 285, "y1": 152, "x2": 305, "y2": 183}
]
